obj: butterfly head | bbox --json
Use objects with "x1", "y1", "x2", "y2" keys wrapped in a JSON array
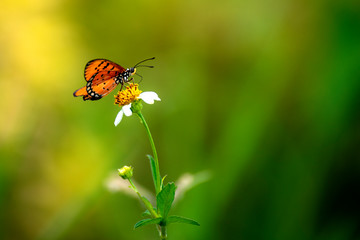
[{"x1": 129, "y1": 67, "x2": 136, "y2": 75}]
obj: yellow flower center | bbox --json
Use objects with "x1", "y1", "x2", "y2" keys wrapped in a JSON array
[{"x1": 114, "y1": 83, "x2": 142, "y2": 106}]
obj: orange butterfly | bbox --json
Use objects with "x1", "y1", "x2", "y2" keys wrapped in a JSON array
[{"x1": 73, "y1": 57, "x2": 155, "y2": 101}]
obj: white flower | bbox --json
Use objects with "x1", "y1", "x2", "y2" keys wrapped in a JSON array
[{"x1": 114, "y1": 91, "x2": 161, "y2": 126}]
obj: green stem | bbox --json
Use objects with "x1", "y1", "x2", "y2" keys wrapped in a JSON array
[
  {"x1": 137, "y1": 112, "x2": 161, "y2": 195},
  {"x1": 135, "y1": 112, "x2": 166, "y2": 240},
  {"x1": 159, "y1": 225, "x2": 167, "y2": 239},
  {"x1": 128, "y1": 179, "x2": 159, "y2": 219}
]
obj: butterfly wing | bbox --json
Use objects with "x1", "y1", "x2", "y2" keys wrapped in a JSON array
[
  {"x1": 84, "y1": 59, "x2": 126, "y2": 81},
  {"x1": 74, "y1": 70, "x2": 121, "y2": 101},
  {"x1": 90, "y1": 72, "x2": 120, "y2": 97},
  {"x1": 73, "y1": 86, "x2": 88, "y2": 97}
]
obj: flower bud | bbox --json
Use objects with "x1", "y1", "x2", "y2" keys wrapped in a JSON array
[{"x1": 118, "y1": 166, "x2": 133, "y2": 180}]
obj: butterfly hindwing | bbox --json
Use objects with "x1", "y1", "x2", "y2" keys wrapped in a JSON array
[
  {"x1": 84, "y1": 59, "x2": 126, "y2": 82},
  {"x1": 74, "y1": 71, "x2": 121, "y2": 101},
  {"x1": 90, "y1": 71, "x2": 120, "y2": 98},
  {"x1": 73, "y1": 86, "x2": 87, "y2": 97}
]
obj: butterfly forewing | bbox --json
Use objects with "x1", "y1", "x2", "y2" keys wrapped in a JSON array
[{"x1": 84, "y1": 59, "x2": 126, "y2": 81}]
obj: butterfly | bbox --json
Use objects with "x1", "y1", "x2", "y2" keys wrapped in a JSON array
[{"x1": 73, "y1": 57, "x2": 155, "y2": 101}]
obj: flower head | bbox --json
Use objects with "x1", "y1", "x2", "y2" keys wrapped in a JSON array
[
  {"x1": 115, "y1": 84, "x2": 142, "y2": 106},
  {"x1": 118, "y1": 165, "x2": 134, "y2": 180},
  {"x1": 114, "y1": 83, "x2": 161, "y2": 126}
]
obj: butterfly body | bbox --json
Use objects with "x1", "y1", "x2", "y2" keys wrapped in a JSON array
[{"x1": 73, "y1": 59, "x2": 139, "y2": 101}]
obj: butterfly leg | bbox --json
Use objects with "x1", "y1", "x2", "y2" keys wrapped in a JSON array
[{"x1": 135, "y1": 73, "x2": 143, "y2": 84}]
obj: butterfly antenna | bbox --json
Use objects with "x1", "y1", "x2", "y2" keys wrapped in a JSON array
[
  {"x1": 134, "y1": 57, "x2": 155, "y2": 68},
  {"x1": 136, "y1": 64, "x2": 154, "y2": 68},
  {"x1": 135, "y1": 73, "x2": 143, "y2": 83}
]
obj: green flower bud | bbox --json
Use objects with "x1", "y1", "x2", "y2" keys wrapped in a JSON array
[{"x1": 118, "y1": 166, "x2": 133, "y2": 180}]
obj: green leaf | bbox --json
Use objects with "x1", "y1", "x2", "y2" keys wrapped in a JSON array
[
  {"x1": 134, "y1": 218, "x2": 162, "y2": 229},
  {"x1": 141, "y1": 210, "x2": 151, "y2": 217},
  {"x1": 166, "y1": 215, "x2": 200, "y2": 226},
  {"x1": 141, "y1": 208, "x2": 157, "y2": 217},
  {"x1": 147, "y1": 155, "x2": 159, "y2": 193},
  {"x1": 156, "y1": 182, "x2": 176, "y2": 219},
  {"x1": 161, "y1": 175, "x2": 167, "y2": 190},
  {"x1": 141, "y1": 196, "x2": 154, "y2": 213}
]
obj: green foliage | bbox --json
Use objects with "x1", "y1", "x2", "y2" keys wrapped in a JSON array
[
  {"x1": 136, "y1": 182, "x2": 199, "y2": 235},
  {"x1": 156, "y1": 182, "x2": 176, "y2": 219},
  {"x1": 166, "y1": 216, "x2": 200, "y2": 226},
  {"x1": 161, "y1": 175, "x2": 167, "y2": 190},
  {"x1": 141, "y1": 209, "x2": 151, "y2": 217},
  {"x1": 147, "y1": 154, "x2": 160, "y2": 193},
  {"x1": 141, "y1": 208, "x2": 157, "y2": 217},
  {"x1": 134, "y1": 218, "x2": 162, "y2": 229},
  {"x1": 140, "y1": 196, "x2": 155, "y2": 216}
]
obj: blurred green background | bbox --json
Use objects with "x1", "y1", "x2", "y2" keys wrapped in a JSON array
[{"x1": 1, "y1": 0, "x2": 360, "y2": 239}]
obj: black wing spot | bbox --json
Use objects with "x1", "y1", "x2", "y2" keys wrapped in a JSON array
[
  {"x1": 110, "y1": 66, "x2": 115, "y2": 70},
  {"x1": 98, "y1": 60, "x2": 105, "y2": 67},
  {"x1": 103, "y1": 62, "x2": 110, "y2": 69}
]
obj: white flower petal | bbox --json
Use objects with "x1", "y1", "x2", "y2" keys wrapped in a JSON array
[
  {"x1": 139, "y1": 91, "x2": 161, "y2": 104},
  {"x1": 114, "y1": 109, "x2": 124, "y2": 126},
  {"x1": 122, "y1": 104, "x2": 133, "y2": 116}
]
